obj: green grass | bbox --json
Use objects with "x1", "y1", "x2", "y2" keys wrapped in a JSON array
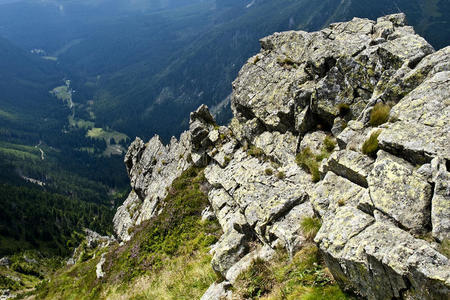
[
  {"x1": 233, "y1": 244, "x2": 355, "y2": 300},
  {"x1": 248, "y1": 146, "x2": 265, "y2": 159},
  {"x1": 296, "y1": 148, "x2": 321, "y2": 182},
  {"x1": 362, "y1": 130, "x2": 381, "y2": 156},
  {"x1": 0, "y1": 109, "x2": 17, "y2": 121},
  {"x1": 296, "y1": 136, "x2": 336, "y2": 182},
  {"x1": 439, "y1": 239, "x2": 450, "y2": 259},
  {"x1": 369, "y1": 103, "x2": 390, "y2": 126},
  {"x1": 0, "y1": 250, "x2": 63, "y2": 297},
  {"x1": 265, "y1": 168, "x2": 274, "y2": 176},
  {"x1": 68, "y1": 115, "x2": 95, "y2": 130},
  {"x1": 86, "y1": 127, "x2": 128, "y2": 145},
  {"x1": 36, "y1": 167, "x2": 222, "y2": 299},
  {"x1": 300, "y1": 217, "x2": 322, "y2": 241}
]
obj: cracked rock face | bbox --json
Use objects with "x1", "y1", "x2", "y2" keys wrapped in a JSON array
[
  {"x1": 113, "y1": 105, "x2": 215, "y2": 241},
  {"x1": 116, "y1": 13, "x2": 450, "y2": 299}
]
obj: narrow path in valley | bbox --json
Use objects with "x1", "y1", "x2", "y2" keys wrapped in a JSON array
[{"x1": 35, "y1": 141, "x2": 45, "y2": 160}]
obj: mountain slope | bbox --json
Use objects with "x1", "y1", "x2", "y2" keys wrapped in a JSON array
[
  {"x1": 35, "y1": 14, "x2": 450, "y2": 299},
  {"x1": 58, "y1": 0, "x2": 450, "y2": 141}
]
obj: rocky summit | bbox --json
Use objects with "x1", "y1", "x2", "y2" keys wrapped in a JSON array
[{"x1": 114, "y1": 14, "x2": 449, "y2": 299}]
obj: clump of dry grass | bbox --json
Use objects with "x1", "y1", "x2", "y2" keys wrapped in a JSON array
[{"x1": 369, "y1": 103, "x2": 390, "y2": 126}]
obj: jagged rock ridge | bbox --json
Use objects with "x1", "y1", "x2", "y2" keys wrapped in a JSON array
[{"x1": 114, "y1": 13, "x2": 449, "y2": 299}]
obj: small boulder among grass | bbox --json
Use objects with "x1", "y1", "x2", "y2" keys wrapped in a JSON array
[
  {"x1": 362, "y1": 130, "x2": 382, "y2": 156},
  {"x1": 369, "y1": 103, "x2": 391, "y2": 126}
]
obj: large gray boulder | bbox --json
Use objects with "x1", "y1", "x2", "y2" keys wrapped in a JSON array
[{"x1": 368, "y1": 151, "x2": 432, "y2": 233}]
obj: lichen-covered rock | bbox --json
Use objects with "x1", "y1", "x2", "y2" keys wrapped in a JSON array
[
  {"x1": 200, "y1": 281, "x2": 232, "y2": 300},
  {"x1": 232, "y1": 13, "x2": 434, "y2": 140},
  {"x1": 211, "y1": 230, "x2": 249, "y2": 276},
  {"x1": 431, "y1": 157, "x2": 450, "y2": 242},
  {"x1": 320, "y1": 150, "x2": 374, "y2": 187},
  {"x1": 253, "y1": 131, "x2": 297, "y2": 164},
  {"x1": 310, "y1": 172, "x2": 366, "y2": 218},
  {"x1": 225, "y1": 245, "x2": 275, "y2": 284},
  {"x1": 379, "y1": 68, "x2": 450, "y2": 164},
  {"x1": 114, "y1": 127, "x2": 193, "y2": 240},
  {"x1": 368, "y1": 151, "x2": 432, "y2": 232},
  {"x1": 267, "y1": 201, "x2": 314, "y2": 256},
  {"x1": 113, "y1": 191, "x2": 139, "y2": 242},
  {"x1": 317, "y1": 215, "x2": 450, "y2": 300},
  {"x1": 118, "y1": 14, "x2": 449, "y2": 300}
]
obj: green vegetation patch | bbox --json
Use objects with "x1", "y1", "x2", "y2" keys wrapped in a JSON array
[
  {"x1": 50, "y1": 85, "x2": 72, "y2": 104},
  {"x1": 36, "y1": 167, "x2": 222, "y2": 299},
  {"x1": 296, "y1": 136, "x2": 336, "y2": 182},
  {"x1": 0, "y1": 109, "x2": 17, "y2": 121},
  {"x1": 86, "y1": 127, "x2": 128, "y2": 145},
  {"x1": 362, "y1": 130, "x2": 382, "y2": 156},
  {"x1": 300, "y1": 217, "x2": 322, "y2": 241},
  {"x1": 369, "y1": 103, "x2": 391, "y2": 126},
  {"x1": 233, "y1": 244, "x2": 355, "y2": 300},
  {"x1": 439, "y1": 239, "x2": 450, "y2": 259},
  {"x1": 68, "y1": 115, "x2": 95, "y2": 130}
]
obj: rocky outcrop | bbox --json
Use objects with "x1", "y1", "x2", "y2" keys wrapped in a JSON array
[
  {"x1": 68, "y1": 229, "x2": 115, "y2": 265},
  {"x1": 113, "y1": 105, "x2": 216, "y2": 241},
  {"x1": 115, "y1": 13, "x2": 450, "y2": 299}
]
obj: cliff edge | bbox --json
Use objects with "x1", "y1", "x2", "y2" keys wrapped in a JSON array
[{"x1": 114, "y1": 13, "x2": 449, "y2": 299}]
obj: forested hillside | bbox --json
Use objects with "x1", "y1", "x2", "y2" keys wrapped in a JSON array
[
  {"x1": 0, "y1": 0, "x2": 448, "y2": 143},
  {"x1": 0, "y1": 36, "x2": 129, "y2": 257}
]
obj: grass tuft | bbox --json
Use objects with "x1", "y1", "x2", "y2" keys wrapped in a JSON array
[
  {"x1": 248, "y1": 146, "x2": 265, "y2": 159},
  {"x1": 323, "y1": 136, "x2": 337, "y2": 153},
  {"x1": 362, "y1": 130, "x2": 381, "y2": 156},
  {"x1": 276, "y1": 171, "x2": 285, "y2": 180},
  {"x1": 300, "y1": 217, "x2": 322, "y2": 241},
  {"x1": 369, "y1": 103, "x2": 390, "y2": 126},
  {"x1": 234, "y1": 257, "x2": 274, "y2": 299},
  {"x1": 296, "y1": 148, "x2": 320, "y2": 182},
  {"x1": 439, "y1": 239, "x2": 450, "y2": 259},
  {"x1": 265, "y1": 168, "x2": 274, "y2": 176},
  {"x1": 295, "y1": 135, "x2": 336, "y2": 182}
]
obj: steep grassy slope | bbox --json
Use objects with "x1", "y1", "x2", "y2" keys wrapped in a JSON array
[
  {"x1": 34, "y1": 167, "x2": 356, "y2": 299},
  {"x1": 36, "y1": 167, "x2": 222, "y2": 299}
]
